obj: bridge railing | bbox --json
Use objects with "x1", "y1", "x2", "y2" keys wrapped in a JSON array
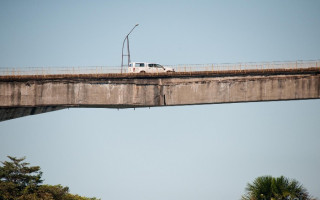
[
  {"x1": 0, "y1": 60, "x2": 319, "y2": 76},
  {"x1": 165, "y1": 60, "x2": 319, "y2": 72},
  {"x1": 0, "y1": 66, "x2": 124, "y2": 76}
]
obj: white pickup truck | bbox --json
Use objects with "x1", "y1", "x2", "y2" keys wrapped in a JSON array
[{"x1": 128, "y1": 62, "x2": 175, "y2": 73}]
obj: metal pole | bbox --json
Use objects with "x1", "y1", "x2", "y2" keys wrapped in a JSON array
[
  {"x1": 127, "y1": 36, "x2": 130, "y2": 65},
  {"x1": 121, "y1": 24, "x2": 139, "y2": 73},
  {"x1": 121, "y1": 38, "x2": 126, "y2": 73}
]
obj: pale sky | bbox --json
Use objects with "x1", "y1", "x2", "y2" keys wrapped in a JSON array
[{"x1": 0, "y1": 1, "x2": 320, "y2": 200}]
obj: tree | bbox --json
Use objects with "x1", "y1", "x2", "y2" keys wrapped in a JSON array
[
  {"x1": 0, "y1": 156, "x2": 100, "y2": 200},
  {"x1": 0, "y1": 156, "x2": 43, "y2": 187},
  {"x1": 0, "y1": 156, "x2": 43, "y2": 199},
  {"x1": 241, "y1": 176, "x2": 313, "y2": 200}
]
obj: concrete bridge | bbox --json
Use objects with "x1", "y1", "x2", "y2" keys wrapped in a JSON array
[{"x1": 0, "y1": 61, "x2": 319, "y2": 121}]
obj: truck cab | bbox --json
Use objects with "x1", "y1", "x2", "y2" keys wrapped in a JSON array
[{"x1": 128, "y1": 62, "x2": 174, "y2": 73}]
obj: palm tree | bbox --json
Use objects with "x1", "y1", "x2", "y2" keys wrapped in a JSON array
[{"x1": 241, "y1": 176, "x2": 311, "y2": 200}]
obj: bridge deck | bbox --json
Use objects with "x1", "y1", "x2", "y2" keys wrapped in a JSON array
[{"x1": 1, "y1": 67, "x2": 319, "y2": 121}]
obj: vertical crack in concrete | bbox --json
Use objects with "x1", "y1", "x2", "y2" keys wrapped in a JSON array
[{"x1": 318, "y1": 76, "x2": 320, "y2": 98}]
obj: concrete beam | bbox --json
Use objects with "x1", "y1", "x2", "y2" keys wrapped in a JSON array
[{"x1": 1, "y1": 68, "x2": 319, "y2": 121}]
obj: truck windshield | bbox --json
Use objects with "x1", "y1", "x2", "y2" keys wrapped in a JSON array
[{"x1": 156, "y1": 64, "x2": 163, "y2": 68}]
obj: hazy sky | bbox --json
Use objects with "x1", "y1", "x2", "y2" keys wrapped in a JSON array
[{"x1": 1, "y1": 1, "x2": 320, "y2": 200}]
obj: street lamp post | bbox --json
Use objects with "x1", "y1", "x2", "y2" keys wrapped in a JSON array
[{"x1": 121, "y1": 24, "x2": 139, "y2": 73}]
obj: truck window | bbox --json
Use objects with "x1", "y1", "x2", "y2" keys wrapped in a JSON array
[
  {"x1": 148, "y1": 64, "x2": 156, "y2": 67},
  {"x1": 136, "y1": 63, "x2": 144, "y2": 67},
  {"x1": 156, "y1": 64, "x2": 163, "y2": 68}
]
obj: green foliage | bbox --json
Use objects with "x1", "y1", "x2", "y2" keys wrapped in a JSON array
[
  {"x1": 0, "y1": 156, "x2": 100, "y2": 200},
  {"x1": 0, "y1": 156, "x2": 42, "y2": 188},
  {"x1": 241, "y1": 175, "x2": 312, "y2": 200}
]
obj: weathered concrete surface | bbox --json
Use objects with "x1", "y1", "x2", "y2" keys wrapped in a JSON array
[
  {"x1": 0, "y1": 106, "x2": 65, "y2": 121},
  {"x1": 0, "y1": 68, "x2": 319, "y2": 121}
]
